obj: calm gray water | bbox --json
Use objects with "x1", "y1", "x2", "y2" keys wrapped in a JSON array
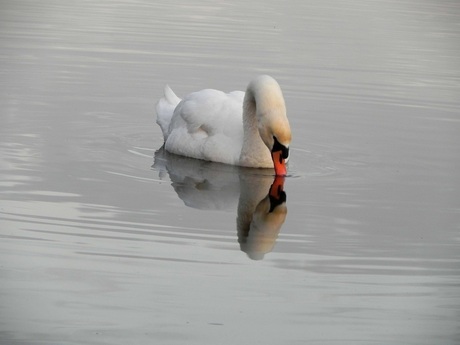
[{"x1": 1, "y1": 1, "x2": 460, "y2": 344}]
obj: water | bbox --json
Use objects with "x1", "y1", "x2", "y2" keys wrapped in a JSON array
[{"x1": 1, "y1": 0, "x2": 460, "y2": 344}]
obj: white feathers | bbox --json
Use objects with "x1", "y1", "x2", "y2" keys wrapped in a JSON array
[{"x1": 155, "y1": 85, "x2": 181, "y2": 141}]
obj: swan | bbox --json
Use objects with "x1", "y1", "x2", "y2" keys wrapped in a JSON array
[{"x1": 155, "y1": 75, "x2": 291, "y2": 176}]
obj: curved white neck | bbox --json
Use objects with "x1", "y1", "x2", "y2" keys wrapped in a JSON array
[{"x1": 239, "y1": 89, "x2": 269, "y2": 166}]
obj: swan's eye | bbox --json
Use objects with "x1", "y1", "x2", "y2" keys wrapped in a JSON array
[
  {"x1": 272, "y1": 136, "x2": 289, "y2": 160},
  {"x1": 282, "y1": 146, "x2": 289, "y2": 159}
]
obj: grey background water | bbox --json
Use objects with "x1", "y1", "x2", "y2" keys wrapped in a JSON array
[{"x1": 1, "y1": 0, "x2": 460, "y2": 344}]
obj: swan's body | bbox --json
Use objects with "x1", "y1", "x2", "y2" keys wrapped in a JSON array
[{"x1": 156, "y1": 75, "x2": 291, "y2": 175}]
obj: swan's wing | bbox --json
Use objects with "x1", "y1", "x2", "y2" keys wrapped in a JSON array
[
  {"x1": 165, "y1": 89, "x2": 245, "y2": 165},
  {"x1": 177, "y1": 89, "x2": 244, "y2": 136}
]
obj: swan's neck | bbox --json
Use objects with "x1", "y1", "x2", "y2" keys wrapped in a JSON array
[{"x1": 239, "y1": 88, "x2": 270, "y2": 166}]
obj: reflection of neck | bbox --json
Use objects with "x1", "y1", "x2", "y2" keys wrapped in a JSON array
[
  {"x1": 237, "y1": 174, "x2": 287, "y2": 260},
  {"x1": 237, "y1": 174, "x2": 273, "y2": 240}
]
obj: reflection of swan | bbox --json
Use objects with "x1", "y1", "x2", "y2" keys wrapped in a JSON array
[
  {"x1": 153, "y1": 148, "x2": 288, "y2": 259},
  {"x1": 153, "y1": 147, "x2": 241, "y2": 210},
  {"x1": 155, "y1": 75, "x2": 291, "y2": 176}
]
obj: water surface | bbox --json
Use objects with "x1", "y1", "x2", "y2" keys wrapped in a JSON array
[{"x1": 1, "y1": 0, "x2": 460, "y2": 344}]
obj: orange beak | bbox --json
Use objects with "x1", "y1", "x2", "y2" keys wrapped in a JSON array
[{"x1": 271, "y1": 151, "x2": 287, "y2": 176}]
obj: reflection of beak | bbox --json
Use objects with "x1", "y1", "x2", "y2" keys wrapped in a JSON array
[
  {"x1": 271, "y1": 151, "x2": 287, "y2": 176},
  {"x1": 269, "y1": 176, "x2": 286, "y2": 212},
  {"x1": 269, "y1": 176, "x2": 285, "y2": 198}
]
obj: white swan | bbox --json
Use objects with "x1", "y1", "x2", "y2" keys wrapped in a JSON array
[{"x1": 155, "y1": 75, "x2": 291, "y2": 175}]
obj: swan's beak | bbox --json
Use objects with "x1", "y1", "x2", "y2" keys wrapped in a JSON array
[
  {"x1": 271, "y1": 136, "x2": 289, "y2": 176},
  {"x1": 271, "y1": 151, "x2": 287, "y2": 176}
]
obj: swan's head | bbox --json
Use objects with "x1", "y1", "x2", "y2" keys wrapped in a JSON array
[{"x1": 259, "y1": 123, "x2": 291, "y2": 176}]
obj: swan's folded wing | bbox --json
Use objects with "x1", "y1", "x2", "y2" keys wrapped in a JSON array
[
  {"x1": 178, "y1": 89, "x2": 243, "y2": 137},
  {"x1": 165, "y1": 89, "x2": 245, "y2": 165}
]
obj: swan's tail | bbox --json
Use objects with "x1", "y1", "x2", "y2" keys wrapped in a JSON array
[{"x1": 156, "y1": 85, "x2": 181, "y2": 141}]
